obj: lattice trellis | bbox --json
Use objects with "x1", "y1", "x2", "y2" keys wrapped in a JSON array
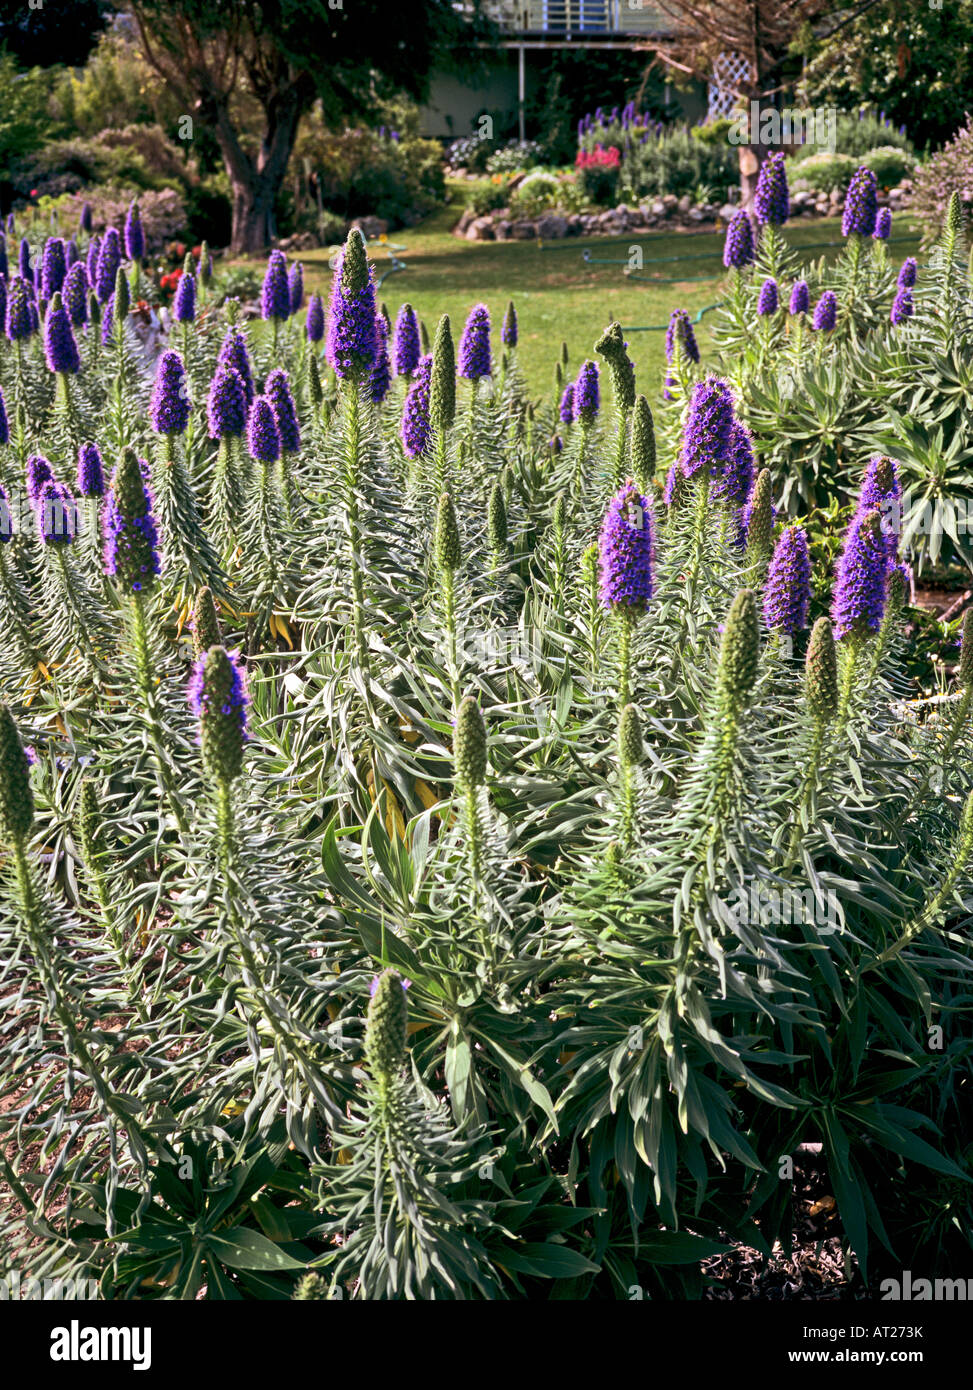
[{"x1": 708, "y1": 50, "x2": 751, "y2": 119}]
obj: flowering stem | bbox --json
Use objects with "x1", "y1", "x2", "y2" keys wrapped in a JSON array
[
  {"x1": 342, "y1": 383, "x2": 368, "y2": 672},
  {"x1": 130, "y1": 590, "x2": 190, "y2": 836},
  {"x1": 831, "y1": 633, "x2": 865, "y2": 751},
  {"x1": 615, "y1": 607, "x2": 634, "y2": 707},
  {"x1": 784, "y1": 717, "x2": 828, "y2": 869},
  {"x1": 686, "y1": 473, "x2": 710, "y2": 596},
  {"x1": 441, "y1": 565, "x2": 460, "y2": 712},
  {"x1": 215, "y1": 776, "x2": 236, "y2": 877},
  {"x1": 614, "y1": 407, "x2": 630, "y2": 489}
]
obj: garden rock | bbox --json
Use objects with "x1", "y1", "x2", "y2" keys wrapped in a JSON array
[
  {"x1": 467, "y1": 217, "x2": 495, "y2": 240},
  {"x1": 511, "y1": 221, "x2": 536, "y2": 239},
  {"x1": 495, "y1": 220, "x2": 513, "y2": 241},
  {"x1": 536, "y1": 213, "x2": 568, "y2": 238}
]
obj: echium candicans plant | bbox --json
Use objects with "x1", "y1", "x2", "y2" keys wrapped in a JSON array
[
  {"x1": 663, "y1": 306, "x2": 699, "y2": 402},
  {"x1": 429, "y1": 313, "x2": 456, "y2": 492},
  {"x1": 393, "y1": 302, "x2": 420, "y2": 376},
  {"x1": 830, "y1": 505, "x2": 889, "y2": 734},
  {"x1": 265, "y1": 367, "x2": 302, "y2": 514},
  {"x1": 434, "y1": 491, "x2": 463, "y2": 709},
  {"x1": 188, "y1": 643, "x2": 250, "y2": 871},
  {"x1": 595, "y1": 321, "x2": 636, "y2": 487},
  {"x1": 457, "y1": 302, "x2": 491, "y2": 460},
  {"x1": 207, "y1": 364, "x2": 249, "y2": 540},
  {"x1": 752, "y1": 150, "x2": 789, "y2": 275},
  {"x1": 598, "y1": 480, "x2": 653, "y2": 706},
  {"x1": 320, "y1": 970, "x2": 500, "y2": 1300},
  {"x1": 571, "y1": 359, "x2": 600, "y2": 494},
  {"x1": 102, "y1": 447, "x2": 187, "y2": 832},
  {"x1": 0, "y1": 483, "x2": 37, "y2": 678},
  {"x1": 327, "y1": 229, "x2": 378, "y2": 666},
  {"x1": 0, "y1": 706, "x2": 153, "y2": 1201},
  {"x1": 239, "y1": 395, "x2": 294, "y2": 629},
  {"x1": 401, "y1": 352, "x2": 433, "y2": 466},
  {"x1": 261, "y1": 248, "x2": 291, "y2": 357},
  {"x1": 34, "y1": 477, "x2": 111, "y2": 684},
  {"x1": 629, "y1": 394, "x2": 655, "y2": 496},
  {"x1": 149, "y1": 348, "x2": 226, "y2": 598},
  {"x1": 453, "y1": 694, "x2": 489, "y2": 894}
]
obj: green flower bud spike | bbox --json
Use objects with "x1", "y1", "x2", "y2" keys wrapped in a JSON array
[
  {"x1": 455, "y1": 693, "x2": 487, "y2": 884},
  {"x1": 487, "y1": 481, "x2": 507, "y2": 563},
  {"x1": 307, "y1": 352, "x2": 323, "y2": 409},
  {"x1": 582, "y1": 542, "x2": 601, "y2": 678},
  {"x1": 114, "y1": 265, "x2": 130, "y2": 323},
  {"x1": 716, "y1": 589, "x2": 760, "y2": 710},
  {"x1": 429, "y1": 314, "x2": 456, "y2": 492},
  {"x1": 698, "y1": 590, "x2": 760, "y2": 859},
  {"x1": 745, "y1": 469, "x2": 774, "y2": 573},
  {"x1": 364, "y1": 969, "x2": 409, "y2": 1087},
  {"x1": 292, "y1": 1274, "x2": 329, "y2": 1302},
  {"x1": 630, "y1": 395, "x2": 656, "y2": 496},
  {"x1": 806, "y1": 616, "x2": 838, "y2": 723},
  {"x1": 435, "y1": 492, "x2": 461, "y2": 706},
  {"x1": 191, "y1": 586, "x2": 222, "y2": 660},
  {"x1": 595, "y1": 321, "x2": 636, "y2": 485},
  {"x1": 192, "y1": 645, "x2": 249, "y2": 787},
  {"x1": 0, "y1": 704, "x2": 34, "y2": 846}
]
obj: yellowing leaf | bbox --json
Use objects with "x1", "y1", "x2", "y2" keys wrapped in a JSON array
[{"x1": 415, "y1": 778, "x2": 439, "y2": 810}]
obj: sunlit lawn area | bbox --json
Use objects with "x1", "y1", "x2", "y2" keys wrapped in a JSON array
[{"x1": 237, "y1": 183, "x2": 924, "y2": 395}]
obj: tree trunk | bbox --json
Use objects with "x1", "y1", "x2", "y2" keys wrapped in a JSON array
[{"x1": 230, "y1": 175, "x2": 280, "y2": 255}]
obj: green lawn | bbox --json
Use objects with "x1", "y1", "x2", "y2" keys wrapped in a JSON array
[{"x1": 255, "y1": 186, "x2": 924, "y2": 397}]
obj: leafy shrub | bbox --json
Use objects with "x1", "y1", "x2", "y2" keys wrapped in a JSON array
[
  {"x1": 862, "y1": 144, "x2": 915, "y2": 187},
  {"x1": 292, "y1": 112, "x2": 445, "y2": 230},
  {"x1": 576, "y1": 145, "x2": 620, "y2": 204},
  {"x1": 788, "y1": 151, "x2": 858, "y2": 192},
  {"x1": 485, "y1": 139, "x2": 546, "y2": 174},
  {"x1": 912, "y1": 116, "x2": 973, "y2": 235},
  {"x1": 464, "y1": 182, "x2": 508, "y2": 217},
  {"x1": 508, "y1": 170, "x2": 562, "y2": 218},
  {"x1": 0, "y1": 53, "x2": 59, "y2": 174},
  {"x1": 445, "y1": 133, "x2": 494, "y2": 173},
  {"x1": 833, "y1": 106, "x2": 915, "y2": 159},
  {"x1": 315, "y1": 208, "x2": 349, "y2": 245}
]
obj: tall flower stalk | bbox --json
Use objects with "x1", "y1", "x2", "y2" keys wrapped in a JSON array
[{"x1": 597, "y1": 481, "x2": 653, "y2": 707}]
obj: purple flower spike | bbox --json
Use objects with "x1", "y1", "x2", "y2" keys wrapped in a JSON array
[
  {"x1": 44, "y1": 296, "x2": 81, "y2": 375},
  {"x1": 173, "y1": 271, "x2": 196, "y2": 323},
  {"x1": 288, "y1": 263, "x2": 304, "y2": 316},
  {"x1": 18, "y1": 239, "x2": 32, "y2": 285},
  {"x1": 401, "y1": 353, "x2": 433, "y2": 458},
  {"x1": 207, "y1": 365, "x2": 248, "y2": 440},
  {"x1": 874, "y1": 208, "x2": 892, "y2": 241},
  {"x1": 789, "y1": 280, "x2": 809, "y2": 316},
  {"x1": 763, "y1": 525, "x2": 812, "y2": 634},
  {"x1": 0, "y1": 279, "x2": 7, "y2": 334},
  {"x1": 36, "y1": 479, "x2": 77, "y2": 546},
  {"x1": 150, "y1": 350, "x2": 191, "y2": 436},
  {"x1": 368, "y1": 315, "x2": 392, "y2": 404},
  {"x1": 103, "y1": 451, "x2": 161, "y2": 593},
  {"x1": 5, "y1": 277, "x2": 32, "y2": 341},
  {"x1": 26, "y1": 455, "x2": 54, "y2": 505},
  {"x1": 502, "y1": 300, "x2": 518, "y2": 347},
  {"x1": 711, "y1": 421, "x2": 755, "y2": 507},
  {"x1": 812, "y1": 290, "x2": 837, "y2": 332},
  {"x1": 101, "y1": 293, "x2": 116, "y2": 346},
  {"x1": 393, "y1": 303, "x2": 420, "y2": 375},
  {"x1": 597, "y1": 481, "x2": 654, "y2": 611},
  {"x1": 842, "y1": 167, "x2": 878, "y2": 237},
  {"x1": 753, "y1": 152, "x2": 789, "y2": 227},
  {"x1": 65, "y1": 239, "x2": 79, "y2": 268},
  {"x1": 261, "y1": 249, "x2": 291, "y2": 321},
  {"x1": 265, "y1": 368, "x2": 301, "y2": 452},
  {"x1": 306, "y1": 293, "x2": 325, "y2": 344},
  {"x1": 124, "y1": 200, "x2": 145, "y2": 262},
  {"x1": 0, "y1": 386, "x2": 8, "y2": 447},
  {"x1": 665, "y1": 308, "x2": 700, "y2": 364},
  {"x1": 898, "y1": 257, "x2": 917, "y2": 289},
  {"x1": 890, "y1": 288, "x2": 913, "y2": 324},
  {"x1": 0, "y1": 237, "x2": 6, "y2": 280},
  {"x1": 680, "y1": 377, "x2": 735, "y2": 479},
  {"x1": 63, "y1": 262, "x2": 88, "y2": 326},
  {"x1": 41, "y1": 238, "x2": 67, "y2": 299},
  {"x1": 95, "y1": 228, "x2": 121, "y2": 303},
  {"x1": 187, "y1": 646, "x2": 249, "y2": 758},
  {"x1": 757, "y1": 278, "x2": 779, "y2": 316},
  {"x1": 575, "y1": 360, "x2": 600, "y2": 421},
  {"x1": 218, "y1": 330, "x2": 255, "y2": 405},
  {"x1": 559, "y1": 383, "x2": 575, "y2": 425},
  {"x1": 247, "y1": 396, "x2": 281, "y2": 464},
  {"x1": 86, "y1": 235, "x2": 101, "y2": 287},
  {"x1": 77, "y1": 441, "x2": 105, "y2": 497},
  {"x1": 831, "y1": 507, "x2": 889, "y2": 639},
  {"x1": 723, "y1": 211, "x2": 755, "y2": 269},
  {"x1": 80, "y1": 203, "x2": 93, "y2": 235},
  {"x1": 458, "y1": 303, "x2": 492, "y2": 380},
  {"x1": 326, "y1": 230, "x2": 378, "y2": 382}
]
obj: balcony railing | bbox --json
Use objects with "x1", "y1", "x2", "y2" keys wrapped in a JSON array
[{"x1": 479, "y1": 1, "x2": 677, "y2": 37}]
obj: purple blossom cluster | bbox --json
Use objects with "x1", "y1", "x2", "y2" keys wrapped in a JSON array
[
  {"x1": 842, "y1": 167, "x2": 879, "y2": 237},
  {"x1": 393, "y1": 303, "x2": 420, "y2": 375},
  {"x1": 680, "y1": 378, "x2": 735, "y2": 479},
  {"x1": 597, "y1": 481, "x2": 653, "y2": 611},
  {"x1": 401, "y1": 353, "x2": 433, "y2": 458},
  {"x1": 723, "y1": 211, "x2": 755, "y2": 269},
  {"x1": 753, "y1": 152, "x2": 789, "y2": 227},
  {"x1": 458, "y1": 303, "x2": 492, "y2": 380},
  {"x1": 763, "y1": 525, "x2": 812, "y2": 634}
]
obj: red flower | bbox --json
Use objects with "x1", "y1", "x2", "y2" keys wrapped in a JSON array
[{"x1": 29, "y1": 188, "x2": 38, "y2": 198}]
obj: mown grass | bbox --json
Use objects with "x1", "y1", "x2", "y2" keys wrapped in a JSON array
[{"x1": 240, "y1": 183, "x2": 924, "y2": 396}]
